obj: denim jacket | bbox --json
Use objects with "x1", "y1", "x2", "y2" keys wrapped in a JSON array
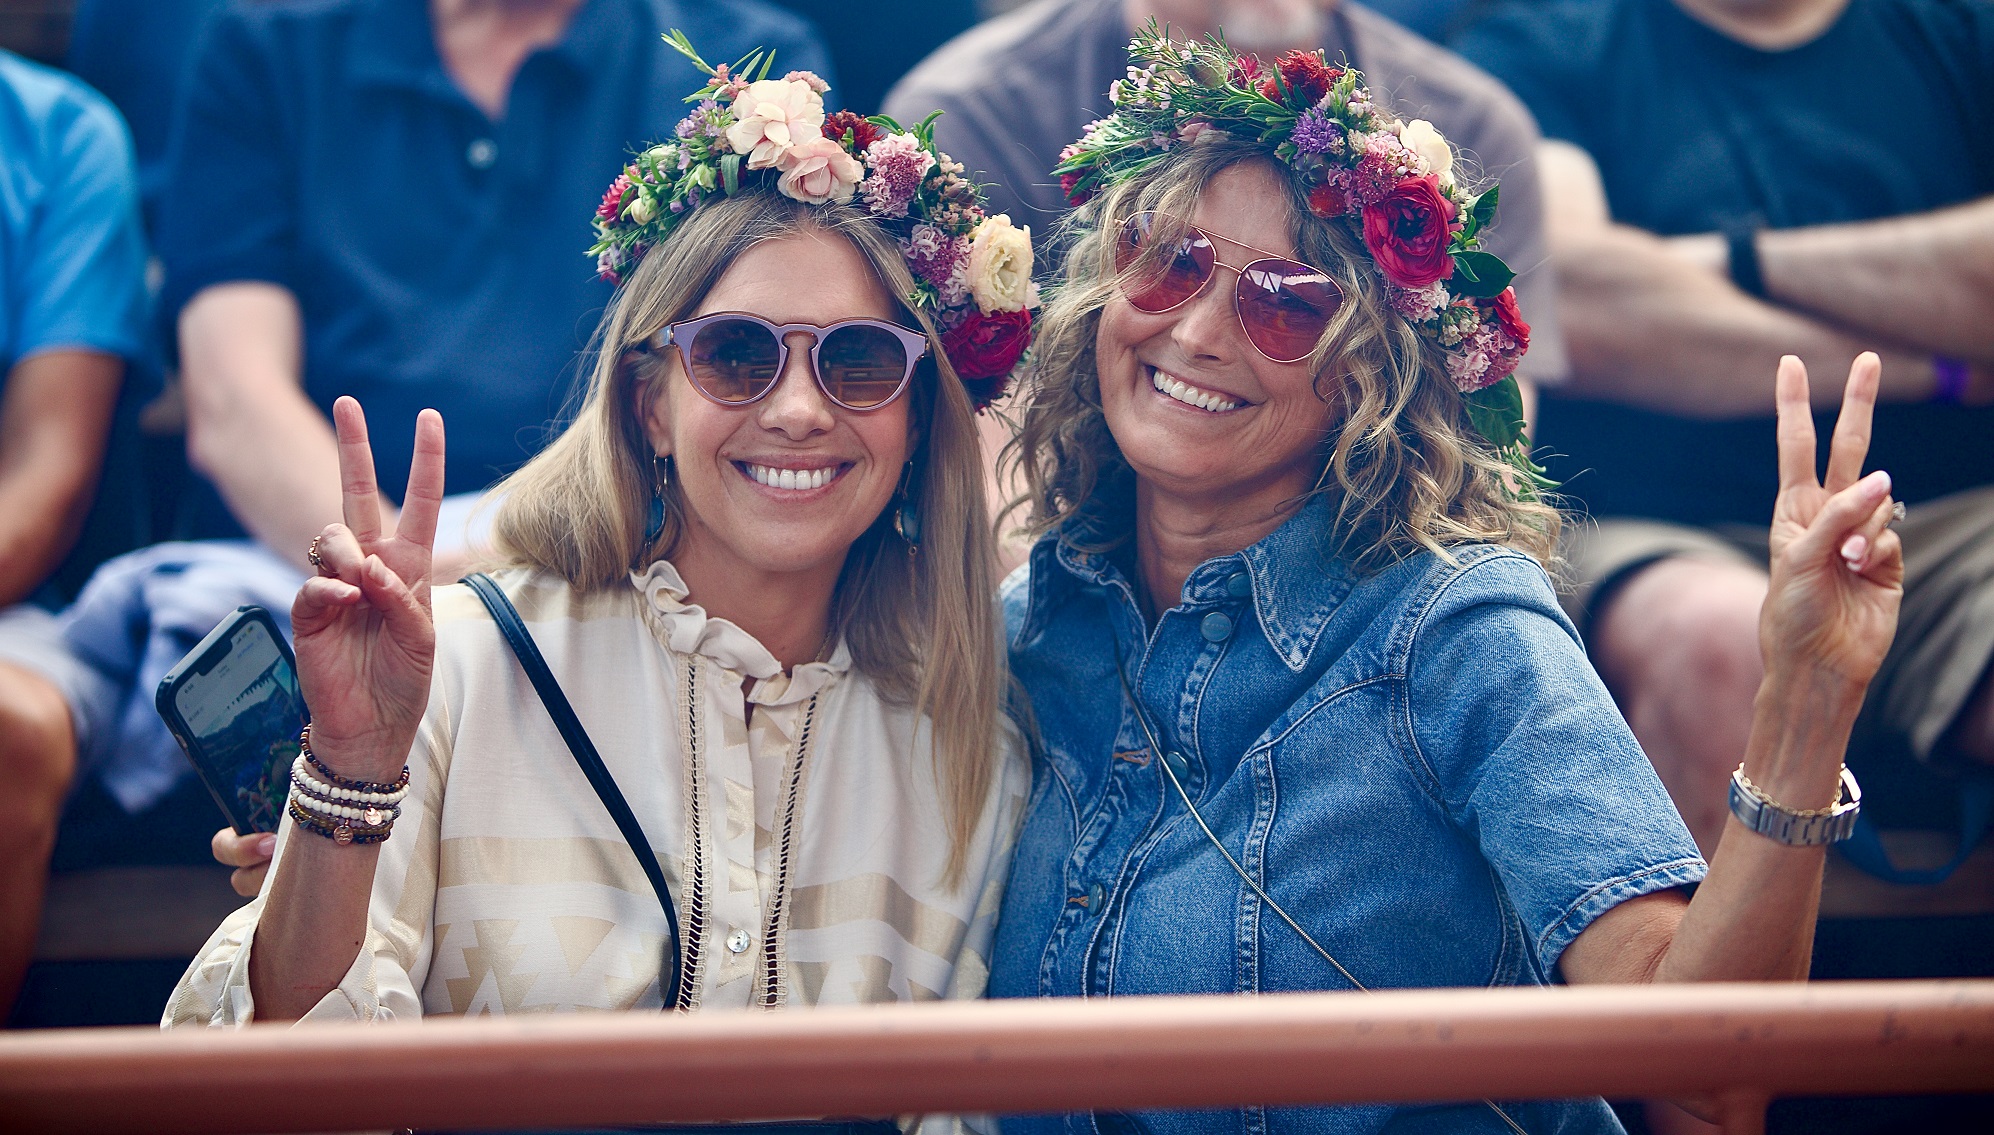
[{"x1": 993, "y1": 499, "x2": 1705, "y2": 1135}]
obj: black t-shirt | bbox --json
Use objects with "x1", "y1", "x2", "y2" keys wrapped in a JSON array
[{"x1": 1457, "y1": 0, "x2": 1994, "y2": 524}]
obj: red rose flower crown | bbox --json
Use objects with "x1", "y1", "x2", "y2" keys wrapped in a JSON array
[
  {"x1": 589, "y1": 32, "x2": 1034, "y2": 411},
  {"x1": 1056, "y1": 21, "x2": 1543, "y2": 487}
]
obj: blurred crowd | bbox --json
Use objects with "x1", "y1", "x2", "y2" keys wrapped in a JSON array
[{"x1": 0, "y1": 0, "x2": 1987, "y2": 1116}]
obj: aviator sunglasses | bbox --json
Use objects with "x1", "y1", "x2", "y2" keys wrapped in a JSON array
[
  {"x1": 639, "y1": 311, "x2": 929, "y2": 411},
  {"x1": 1115, "y1": 211, "x2": 1344, "y2": 364}
]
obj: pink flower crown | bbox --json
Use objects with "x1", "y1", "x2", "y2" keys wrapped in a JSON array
[
  {"x1": 1056, "y1": 22, "x2": 1543, "y2": 487},
  {"x1": 589, "y1": 32, "x2": 1034, "y2": 411}
]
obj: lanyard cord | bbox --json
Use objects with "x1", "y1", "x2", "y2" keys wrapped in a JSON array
[{"x1": 1111, "y1": 643, "x2": 1529, "y2": 1135}]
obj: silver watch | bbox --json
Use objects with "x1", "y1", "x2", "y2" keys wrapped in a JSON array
[{"x1": 1728, "y1": 764, "x2": 1862, "y2": 846}]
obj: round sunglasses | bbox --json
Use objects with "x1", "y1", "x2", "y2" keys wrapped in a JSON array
[
  {"x1": 1114, "y1": 211, "x2": 1344, "y2": 364},
  {"x1": 640, "y1": 312, "x2": 929, "y2": 411}
]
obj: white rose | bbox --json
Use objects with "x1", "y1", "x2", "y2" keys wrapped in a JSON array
[
  {"x1": 627, "y1": 193, "x2": 656, "y2": 225},
  {"x1": 1398, "y1": 119, "x2": 1454, "y2": 187},
  {"x1": 965, "y1": 214, "x2": 1034, "y2": 314},
  {"x1": 724, "y1": 78, "x2": 826, "y2": 170},
  {"x1": 775, "y1": 135, "x2": 864, "y2": 205}
]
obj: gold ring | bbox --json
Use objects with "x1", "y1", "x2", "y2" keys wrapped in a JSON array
[{"x1": 307, "y1": 534, "x2": 327, "y2": 572}]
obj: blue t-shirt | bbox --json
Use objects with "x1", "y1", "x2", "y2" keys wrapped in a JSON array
[
  {"x1": 1453, "y1": 0, "x2": 1994, "y2": 526},
  {"x1": 155, "y1": 0, "x2": 832, "y2": 535},
  {"x1": 995, "y1": 498, "x2": 1705, "y2": 1135},
  {"x1": 0, "y1": 49, "x2": 147, "y2": 376}
]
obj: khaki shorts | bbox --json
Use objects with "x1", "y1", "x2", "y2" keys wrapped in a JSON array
[{"x1": 1560, "y1": 486, "x2": 1994, "y2": 823}]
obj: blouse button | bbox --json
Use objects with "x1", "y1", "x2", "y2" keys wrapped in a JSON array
[
  {"x1": 1226, "y1": 571, "x2": 1252, "y2": 599},
  {"x1": 1199, "y1": 610, "x2": 1234, "y2": 642},
  {"x1": 725, "y1": 928, "x2": 752, "y2": 954}
]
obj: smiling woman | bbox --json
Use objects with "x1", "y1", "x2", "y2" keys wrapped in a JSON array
[{"x1": 167, "y1": 45, "x2": 1028, "y2": 1134}]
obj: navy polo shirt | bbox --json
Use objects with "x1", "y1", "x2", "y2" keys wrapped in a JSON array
[{"x1": 157, "y1": 0, "x2": 832, "y2": 535}]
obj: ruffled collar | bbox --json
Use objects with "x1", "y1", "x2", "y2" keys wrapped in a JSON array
[{"x1": 630, "y1": 560, "x2": 851, "y2": 708}]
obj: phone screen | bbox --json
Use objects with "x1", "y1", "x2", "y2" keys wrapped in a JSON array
[{"x1": 172, "y1": 615, "x2": 308, "y2": 833}]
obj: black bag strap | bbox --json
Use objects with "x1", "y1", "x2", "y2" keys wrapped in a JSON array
[{"x1": 461, "y1": 572, "x2": 683, "y2": 1008}]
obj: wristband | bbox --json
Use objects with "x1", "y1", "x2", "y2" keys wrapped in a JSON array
[
  {"x1": 1933, "y1": 356, "x2": 1971, "y2": 404},
  {"x1": 1722, "y1": 215, "x2": 1767, "y2": 298},
  {"x1": 1728, "y1": 764, "x2": 1861, "y2": 846}
]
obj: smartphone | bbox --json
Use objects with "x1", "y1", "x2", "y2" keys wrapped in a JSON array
[{"x1": 155, "y1": 606, "x2": 310, "y2": 835}]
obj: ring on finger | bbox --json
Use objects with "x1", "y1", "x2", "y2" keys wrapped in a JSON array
[
  {"x1": 307, "y1": 534, "x2": 332, "y2": 575},
  {"x1": 1889, "y1": 500, "x2": 1908, "y2": 527}
]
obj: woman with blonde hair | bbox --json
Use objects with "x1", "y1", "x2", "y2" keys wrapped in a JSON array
[
  {"x1": 172, "y1": 42, "x2": 1032, "y2": 1047},
  {"x1": 991, "y1": 26, "x2": 1906, "y2": 1134}
]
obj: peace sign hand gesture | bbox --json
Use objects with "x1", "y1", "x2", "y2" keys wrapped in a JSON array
[
  {"x1": 291, "y1": 397, "x2": 447, "y2": 784},
  {"x1": 1761, "y1": 353, "x2": 1904, "y2": 691}
]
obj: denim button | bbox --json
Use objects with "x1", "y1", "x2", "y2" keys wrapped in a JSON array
[
  {"x1": 1226, "y1": 571, "x2": 1252, "y2": 599},
  {"x1": 1199, "y1": 611, "x2": 1234, "y2": 642},
  {"x1": 1163, "y1": 750, "x2": 1190, "y2": 781},
  {"x1": 1087, "y1": 883, "x2": 1105, "y2": 909},
  {"x1": 466, "y1": 138, "x2": 498, "y2": 169}
]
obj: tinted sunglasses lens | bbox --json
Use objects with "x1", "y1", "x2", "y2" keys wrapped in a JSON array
[
  {"x1": 688, "y1": 318, "x2": 781, "y2": 402},
  {"x1": 1118, "y1": 214, "x2": 1212, "y2": 312},
  {"x1": 1236, "y1": 261, "x2": 1342, "y2": 362},
  {"x1": 818, "y1": 324, "x2": 912, "y2": 408}
]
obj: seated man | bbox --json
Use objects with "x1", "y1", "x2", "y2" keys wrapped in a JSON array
[
  {"x1": 0, "y1": 46, "x2": 147, "y2": 1013},
  {"x1": 885, "y1": 0, "x2": 1567, "y2": 564},
  {"x1": 0, "y1": 0, "x2": 829, "y2": 1016},
  {"x1": 1455, "y1": 0, "x2": 1993, "y2": 866}
]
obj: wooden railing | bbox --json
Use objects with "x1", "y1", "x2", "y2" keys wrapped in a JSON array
[{"x1": 4, "y1": 981, "x2": 1991, "y2": 1135}]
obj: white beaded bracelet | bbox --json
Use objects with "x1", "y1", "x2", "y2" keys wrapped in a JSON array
[
  {"x1": 290, "y1": 785, "x2": 402, "y2": 827},
  {"x1": 291, "y1": 754, "x2": 410, "y2": 806}
]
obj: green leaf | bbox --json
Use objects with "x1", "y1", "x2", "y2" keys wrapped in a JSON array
[
  {"x1": 720, "y1": 153, "x2": 741, "y2": 196},
  {"x1": 1463, "y1": 376, "x2": 1527, "y2": 450},
  {"x1": 1469, "y1": 184, "x2": 1500, "y2": 228},
  {"x1": 1450, "y1": 251, "x2": 1514, "y2": 298}
]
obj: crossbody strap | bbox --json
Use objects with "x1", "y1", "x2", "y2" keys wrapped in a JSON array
[{"x1": 461, "y1": 572, "x2": 684, "y2": 1009}]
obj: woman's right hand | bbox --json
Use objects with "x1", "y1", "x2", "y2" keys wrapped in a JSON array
[
  {"x1": 291, "y1": 396, "x2": 447, "y2": 783},
  {"x1": 213, "y1": 828, "x2": 276, "y2": 898}
]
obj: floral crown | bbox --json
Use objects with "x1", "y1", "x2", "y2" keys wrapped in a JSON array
[
  {"x1": 1056, "y1": 22, "x2": 1544, "y2": 487},
  {"x1": 589, "y1": 33, "x2": 1034, "y2": 411}
]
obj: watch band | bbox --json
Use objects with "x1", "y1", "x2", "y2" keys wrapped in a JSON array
[
  {"x1": 1723, "y1": 215, "x2": 1767, "y2": 298},
  {"x1": 1728, "y1": 764, "x2": 1862, "y2": 846}
]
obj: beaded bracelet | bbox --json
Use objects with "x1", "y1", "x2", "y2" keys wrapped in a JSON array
[
  {"x1": 292, "y1": 788, "x2": 402, "y2": 828},
  {"x1": 289, "y1": 796, "x2": 393, "y2": 846},
  {"x1": 291, "y1": 754, "x2": 409, "y2": 806},
  {"x1": 299, "y1": 724, "x2": 410, "y2": 794}
]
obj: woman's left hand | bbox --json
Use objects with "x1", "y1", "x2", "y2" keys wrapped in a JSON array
[{"x1": 1761, "y1": 352, "x2": 1905, "y2": 690}]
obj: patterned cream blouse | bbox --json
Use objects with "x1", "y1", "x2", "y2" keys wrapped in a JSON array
[{"x1": 166, "y1": 561, "x2": 1026, "y2": 1026}]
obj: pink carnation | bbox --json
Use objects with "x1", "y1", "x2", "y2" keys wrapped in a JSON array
[
  {"x1": 902, "y1": 223, "x2": 970, "y2": 307},
  {"x1": 1387, "y1": 280, "x2": 1450, "y2": 323},
  {"x1": 859, "y1": 132, "x2": 935, "y2": 218}
]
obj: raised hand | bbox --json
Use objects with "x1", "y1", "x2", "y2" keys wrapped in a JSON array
[
  {"x1": 291, "y1": 397, "x2": 446, "y2": 783},
  {"x1": 1761, "y1": 353, "x2": 1904, "y2": 690}
]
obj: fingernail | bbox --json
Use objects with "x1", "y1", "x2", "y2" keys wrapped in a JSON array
[
  {"x1": 256, "y1": 834, "x2": 277, "y2": 856},
  {"x1": 1861, "y1": 469, "x2": 1891, "y2": 496},
  {"x1": 1842, "y1": 534, "x2": 1868, "y2": 565}
]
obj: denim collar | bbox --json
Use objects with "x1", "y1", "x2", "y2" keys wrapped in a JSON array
[
  {"x1": 1022, "y1": 494, "x2": 1355, "y2": 673},
  {"x1": 347, "y1": 0, "x2": 626, "y2": 100}
]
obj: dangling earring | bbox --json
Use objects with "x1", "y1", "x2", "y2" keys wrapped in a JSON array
[
  {"x1": 644, "y1": 455, "x2": 671, "y2": 545},
  {"x1": 892, "y1": 460, "x2": 921, "y2": 555}
]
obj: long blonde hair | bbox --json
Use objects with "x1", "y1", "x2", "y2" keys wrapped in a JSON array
[
  {"x1": 1005, "y1": 138, "x2": 1559, "y2": 571},
  {"x1": 492, "y1": 191, "x2": 1002, "y2": 886}
]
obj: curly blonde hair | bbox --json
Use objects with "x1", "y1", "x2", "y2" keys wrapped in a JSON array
[{"x1": 1003, "y1": 137, "x2": 1558, "y2": 572}]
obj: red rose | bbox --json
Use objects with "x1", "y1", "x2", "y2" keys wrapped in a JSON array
[
  {"x1": 1360, "y1": 174, "x2": 1460, "y2": 289},
  {"x1": 1059, "y1": 170, "x2": 1091, "y2": 206},
  {"x1": 942, "y1": 308, "x2": 1031, "y2": 389},
  {"x1": 1490, "y1": 286, "x2": 1530, "y2": 351},
  {"x1": 1258, "y1": 51, "x2": 1337, "y2": 107},
  {"x1": 1307, "y1": 182, "x2": 1348, "y2": 218},
  {"x1": 596, "y1": 173, "x2": 632, "y2": 222},
  {"x1": 823, "y1": 110, "x2": 882, "y2": 154}
]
